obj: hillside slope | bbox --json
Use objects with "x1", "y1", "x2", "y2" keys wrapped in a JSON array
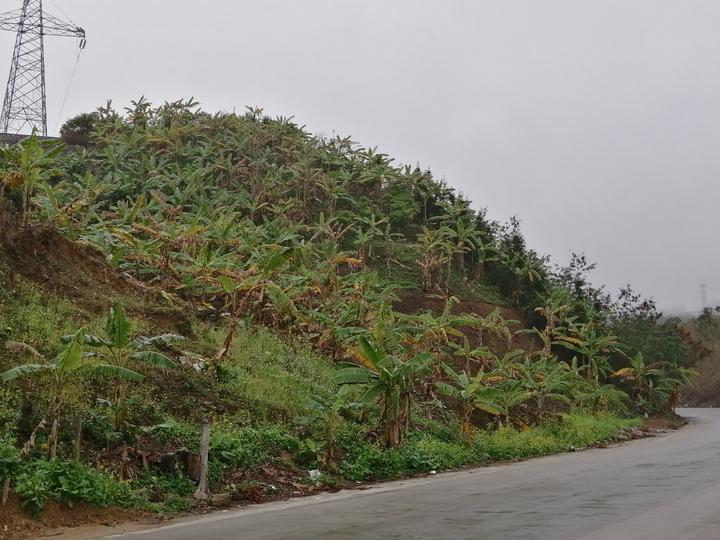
[{"x1": 0, "y1": 101, "x2": 692, "y2": 528}]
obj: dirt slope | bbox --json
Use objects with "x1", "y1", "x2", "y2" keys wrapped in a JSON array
[
  {"x1": 0, "y1": 216, "x2": 188, "y2": 332},
  {"x1": 394, "y1": 289, "x2": 539, "y2": 355}
]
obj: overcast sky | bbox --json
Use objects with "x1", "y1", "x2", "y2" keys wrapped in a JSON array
[{"x1": 2, "y1": 0, "x2": 718, "y2": 313}]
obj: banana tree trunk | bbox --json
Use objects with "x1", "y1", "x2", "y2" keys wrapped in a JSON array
[
  {"x1": 446, "y1": 256, "x2": 452, "y2": 292},
  {"x1": 22, "y1": 185, "x2": 29, "y2": 226},
  {"x1": 475, "y1": 261, "x2": 485, "y2": 282},
  {"x1": 382, "y1": 396, "x2": 408, "y2": 449},
  {"x1": 48, "y1": 397, "x2": 61, "y2": 459},
  {"x1": 461, "y1": 406, "x2": 474, "y2": 446},
  {"x1": 383, "y1": 417, "x2": 402, "y2": 448}
]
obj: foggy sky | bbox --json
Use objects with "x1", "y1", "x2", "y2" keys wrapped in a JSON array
[{"x1": 2, "y1": 0, "x2": 718, "y2": 313}]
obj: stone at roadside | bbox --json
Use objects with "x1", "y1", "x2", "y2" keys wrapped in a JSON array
[{"x1": 209, "y1": 493, "x2": 232, "y2": 507}]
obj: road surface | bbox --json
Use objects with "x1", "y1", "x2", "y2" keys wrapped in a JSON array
[{"x1": 98, "y1": 408, "x2": 720, "y2": 540}]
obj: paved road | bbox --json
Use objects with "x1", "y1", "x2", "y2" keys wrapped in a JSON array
[{"x1": 103, "y1": 408, "x2": 720, "y2": 540}]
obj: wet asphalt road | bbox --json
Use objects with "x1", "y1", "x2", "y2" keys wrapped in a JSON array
[{"x1": 105, "y1": 408, "x2": 720, "y2": 540}]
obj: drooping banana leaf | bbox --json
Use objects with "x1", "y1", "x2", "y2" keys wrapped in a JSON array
[
  {"x1": 132, "y1": 351, "x2": 175, "y2": 369},
  {"x1": 1, "y1": 364, "x2": 52, "y2": 382}
]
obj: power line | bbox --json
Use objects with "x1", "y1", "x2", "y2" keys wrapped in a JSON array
[
  {"x1": 47, "y1": 0, "x2": 76, "y2": 26},
  {"x1": 53, "y1": 40, "x2": 83, "y2": 134}
]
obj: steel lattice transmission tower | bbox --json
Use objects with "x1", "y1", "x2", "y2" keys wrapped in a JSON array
[{"x1": 0, "y1": 0, "x2": 85, "y2": 136}]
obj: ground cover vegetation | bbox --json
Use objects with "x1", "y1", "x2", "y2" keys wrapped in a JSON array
[{"x1": 0, "y1": 99, "x2": 694, "y2": 519}]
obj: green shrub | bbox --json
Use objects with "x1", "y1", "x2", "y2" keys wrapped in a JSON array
[
  {"x1": 407, "y1": 438, "x2": 481, "y2": 470},
  {"x1": 60, "y1": 112, "x2": 98, "y2": 146},
  {"x1": 339, "y1": 441, "x2": 405, "y2": 481},
  {"x1": 338, "y1": 413, "x2": 636, "y2": 482},
  {"x1": 137, "y1": 420, "x2": 199, "y2": 451},
  {"x1": 210, "y1": 424, "x2": 300, "y2": 470},
  {"x1": 409, "y1": 409, "x2": 463, "y2": 444},
  {"x1": 338, "y1": 423, "x2": 481, "y2": 482},
  {"x1": 0, "y1": 438, "x2": 20, "y2": 482},
  {"x1": 478, "y1": 427, "x2": 559, "y2": 460},
  {"x1": 133, "y1": 468, "x2": 196, "y2": 499},
  {"x1": 476, "y1": 413, "x2": 638, "y2": 461},
  {"x1": 543, "y1": 413, "x2": 638, "y2": 448},
  {"x1": 0, "y1": 389, "x2": 19, "y2": 440},
  {"x1": 13, "y1": 459, "x2": 136, "y2": 515},
  {"x1": 132, "y1": 468, "x2": 195, "y2": 511},
  {"x1": 0, "y1": 268, "x2": 86, "y2": 354}
]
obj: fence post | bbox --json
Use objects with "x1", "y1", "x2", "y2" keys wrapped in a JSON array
[{"x1": 194, "y1": 419, "x2": 212, "y2": 499}]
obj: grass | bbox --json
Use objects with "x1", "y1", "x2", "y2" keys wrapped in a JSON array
[
  {"x1": 203, "y1": 323, "x2": 337, "y2": 422},
  {"x1": 0, "y1": 258, "x2": 88, "y2": 354},
  {"x1": 338, "y1": 413, "x2": 639, "y2": 482},
  {"x1": 478, "y1": 413, "x2": 639, "y2": 461}
]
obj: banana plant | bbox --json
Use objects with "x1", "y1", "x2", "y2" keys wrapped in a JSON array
[
  {"x1": 472, "y1": 234, "x2": 498, "y2": 281},
  {"x1": 0, "y1": 133, "x2": 65, "y2": 225},
  {"x1": 447, "y1": 337, "x2": 494, "y2": 373},
  {"x1": 610, "y1": 353, "x2": 659, "y2": 402},
  {"x1": 62, "y1": 303, "x2": 182, "y2": 427},
  {"x1": 474, "y1": 309, "x2": 518, "y2": 349},
  {"x1": 414, "y1": 173, "x2": 450, "y2": 224},
  {"x1": 309, "y1": 212, "x2": 353, "y2": 243},
  {"x1": 294, "y1": 394, "x2": 348, "y2": 469},
  {"x1": 415, "y1": 227, "x2": 452, "y2": 292},
  {"x1": 446, "y1": 219, "x2": 481, "y2": 278},
  {"x1": 435, "y1": 363, "x2": 506, "y2": 445},
  {"x1": 63, "y1": 303, "x2": 180, "y2": 372},
  {"x1": 353, "y1": 213, "x2": 388, "y2": 261},
  {"x1": 313, "y1": 171, "x2": 353, "y2": 216},
  {"x1": 1, "y1": 333, "x2": 142, "y2": 458},
  {"x1": 399, "y1": 297, "x2": 478, "y2": 356},
  {"x1": 335, "y1": 336, "x2": 433, "y2": 448},
  {"x1": 213, "y1": 245, "x2": 298, "y2": 365},
  {"x1": 517, "y1": 358, "x2": 579, "y2": 419},
  {"x1": 554, "y1": 326, "x2": 622, "y2": 382},
  {"x1": 576, "y1": 379, "x2": 629, "y2": 414},
  {"x1": 611, "y1": 354, "x2": 697, "y2": 413}
]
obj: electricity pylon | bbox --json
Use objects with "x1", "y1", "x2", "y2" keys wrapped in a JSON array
[{"x1": 0, "y1": 0, "x2": 85, "y2": 136}]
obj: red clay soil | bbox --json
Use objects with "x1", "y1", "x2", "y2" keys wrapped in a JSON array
[
  {"x1": 394, "y1": 289, "x2": 540, "y2": 355},
  {"x1": 642, "y1": 412, "x2": 687, "y2": 431},
  {"x1": 0, "y1": 214, "x2": 186, "y2": 329},
  {"x1": 3, "y1": 226, "x2": 135, "y2": 309},
  {"x1": 0, "y1": 494, "x2": 148, "y2": 540}
]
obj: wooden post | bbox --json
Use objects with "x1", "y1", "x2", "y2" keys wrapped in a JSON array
[
  {"x1": 2, "y1": 478, "x2": 9, "y2": 506},
  {"x1": 194, "y1": 419, "x2": 212, "y2": 499},
  {"x1": 74, "y1": 415, "x2": 82, "y2": 461}
]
